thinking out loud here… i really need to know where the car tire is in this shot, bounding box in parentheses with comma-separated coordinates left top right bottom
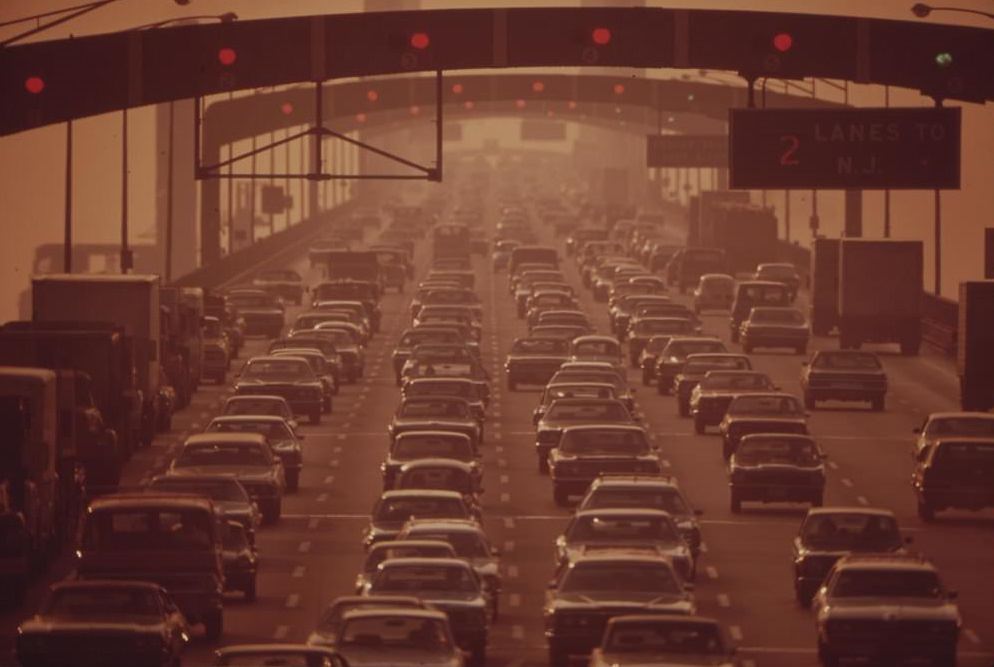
(285, 471, 300, 493)
(693, 415, 705, 435)
(469, 642, 487, 667)
(538, 456, 549, 475)
(244, 577, 257, 603)
(629, 355, 639, 369)
(309, 410, 321, 425)
(795, 584, 813, 608)
(804, 393, 816, 410)
(818, 641, 839, 667)
(678, 399, 690, 417)
(641, 368, 652, 386)
(917, 497, 935, 522)
(657, 380, 670, 396)
(553, 487, 569, 507)
(323, 396, 332, 413)
(871, 395, 885, 412)
(730, 491, 742, 514)
(203, 609, 223, 641)
(722, 440, 733, 460)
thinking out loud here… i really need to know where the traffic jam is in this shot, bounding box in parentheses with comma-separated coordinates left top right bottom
(3, 159, 992, 667)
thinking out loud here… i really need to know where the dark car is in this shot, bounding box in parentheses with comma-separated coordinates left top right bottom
(912, 436, 994, 521)
(654, 337, 728, 395)
(504, 336, 571, 390)
(728, 434, 827, 513)
(801, 350, 888, 411)
(221, 520, 258, 601)
(728, 281, 792, 343)
(233, 355, 325, 425)
(205, 415, 304, 492)
(672, 353, 752, 417)
(147, 473, 260, 545)
(544, 551, 695, 667)
(792, 507, 908, 606)
(739, 306, 810, 354)
(389, 396, 482, 447)
(362, 490, 473, 549)
(719, 392, 809, 460)
(17, 580, 189, 667)
(312, 279, 381, 332)
(689, 370, 777, 434)
(548, 425, 660, 506)
(577, 474, 703, 557)
(403, 377, 488, 420)
(225, 288, 285, 337)
(252, 268, 305, 305)
(535, 398, 636, 474)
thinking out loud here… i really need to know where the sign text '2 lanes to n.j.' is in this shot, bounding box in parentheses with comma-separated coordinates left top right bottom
(729, 107, 961, 190)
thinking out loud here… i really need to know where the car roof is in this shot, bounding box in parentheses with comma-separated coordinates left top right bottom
(183, 432, 268, 445)
(569, 550, 674, 566)
(834, 553, 937, 572)
(805, 506, 896, 518)
(607, 614, 721, 627)
(931, 436, 994, 445)
(403, 518, 486, 533)
(591, 474, 680, 489)
(394, 430, 472, 442)
(926, 411, 994, 421)
(88, 493, 215, 512)
(574, 507, 674, 519)
(572, 335, 620, 344)
(246, 355, 309, 364)
(398, 458, 475, 472)
(209, 415, 289, 424)
(150, 473, 241, 484)
(376, 556, 472, 570)
(341, 608, 448, 623)
(561, 424, 647, 434)
(379, 489, 464, 500)
(738, 433, 815, 444)
(368, 539, 458, 553)
(216, 645, 340, 657)
(49, 579, 163, 593)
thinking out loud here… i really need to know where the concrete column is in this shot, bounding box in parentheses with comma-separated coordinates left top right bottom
(156, 99, 198, 275)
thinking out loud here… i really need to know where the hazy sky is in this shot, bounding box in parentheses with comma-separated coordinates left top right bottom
(0, 0, 991, 320)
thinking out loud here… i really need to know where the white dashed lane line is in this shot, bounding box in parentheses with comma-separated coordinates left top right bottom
(298, 541, 311, 553)
(285, 593, 301, 609)
(705, 566, 719, 580)
(292, 566, 305, 578)
(273, 625, 289, 640)
(717, 593, 731, 608)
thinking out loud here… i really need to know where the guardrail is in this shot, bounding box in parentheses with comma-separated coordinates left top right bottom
(775, 240, 958, 358)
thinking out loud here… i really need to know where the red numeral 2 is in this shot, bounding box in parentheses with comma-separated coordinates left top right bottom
(780, 134, 800, 166)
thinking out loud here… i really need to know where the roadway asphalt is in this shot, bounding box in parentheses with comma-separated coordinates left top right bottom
(1, 203, 992, 667)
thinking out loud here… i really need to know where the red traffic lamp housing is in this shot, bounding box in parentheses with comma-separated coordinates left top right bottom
(24, 76, 45, 94)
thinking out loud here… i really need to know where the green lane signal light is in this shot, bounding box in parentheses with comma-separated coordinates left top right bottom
(934, 52, 953, 68)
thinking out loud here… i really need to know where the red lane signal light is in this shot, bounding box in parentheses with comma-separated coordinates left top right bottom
(592, 27, 611, 46)
(366, 89, 379, 102)
(24, 76, 45, 94)
(218, 47, 237, 66)
(613, 83, 625, 95)
(451, 83, 464, 95)
(280, 102, 294, 115)
(772, 32, 793, 53)
(410, 32, 430, 50)
(532, 80, 545, 93)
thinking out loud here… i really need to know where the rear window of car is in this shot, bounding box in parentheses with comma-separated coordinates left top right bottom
(813, 352, 882, 370)
(512, 338, 569, 354)
(932, 441, 994, 467)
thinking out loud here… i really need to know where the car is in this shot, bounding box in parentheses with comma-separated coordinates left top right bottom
(577, 474, 703, 557)
(689, 370, 777, 434)
(397, 518, 502, 618)
(532, 382, 618, 425)
(728, 281, 792, 342)
(16, 580, 190, 667)
(389, 396, 482, 447)
(222, 394, 299, 433)
(753, 262, 801, 300)
(589, 615, 740, 667)
(535, 309, 592, 331)
(627, 317, 695, 368)
(911, 411, 994, 460)
(392, 327, 467, 383)
(534, 398, 635, 474)
(719, 392, 809, 460)
(225, 288, 285, 337)
(550, 365, 637, 414)
(555, 508, 695, 581)
(693, 273, 736, 313)
(400, 344, 489, 393)
(528, 324, 591, 341)
(813, 554, 960, 667)
(728, 434, 827, 513)
(147, 474, 260, 545)
(252, 268, 305, 304)
(672, 353, 752, 417)
(610, 294, 673, 336)
(792, 507, 909, 607)
(548, 425, 660, 506)
(394, 459, 483, 518)
(403, 377, 488, 419)
(654, 337, 728, 395)
(168, 432, 286, 522)
(233, 355, 325, 424)
(569, 334, 625, 371)
(270, 348, 337, 407)
(739, 306, 810, 354)
(335, 608, 466, 667)
(271, 336, 344, 389)
(381, 431, 480, 490)
(307, 595, 428, 647)
(365, 558, 490, 666)
(221, 520, 258, 601)
(416, 288, 482, 321)
(566, 228, 609, 256)
(75, 493, 225, 639)
(492, 239, 521, 269)
(204, 415, 304, 492)
(912, 436, 994, 521)
(801, 350, 888, 410)
(525, 291, 579, 325)
(544, 551, 696, 667)
(214, 645, 347, 666)
(354, 541, 458, 595)
(312, 279, 381, 332)
(201, 315, 231, 382)
(504, 336, 571, 390)
(362, 490, 474, 549)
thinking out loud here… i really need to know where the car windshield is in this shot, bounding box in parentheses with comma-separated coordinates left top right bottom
(339, 616, 452, 650)
(567, 515, 678, 543)
(174, 442, 271, 467)
(738, 285, 788, 302)
(560, 563, 679, 594)
(831, 569, 942, 598)
(207, 420, 294, 442)
(751, 309, 805, 324)
(683, 358, 749, 374)
(546, 401, 629, 422)
(84, 509, 213, 552)
(560, 429, 649, 455)
(242, 359, 315, 382)
(736, 438, 820, 466)
(573, 341, 620, 356)
(728, 395, 803, 415)
(408, 382, 475, 399)
(393, 436, 471, 461)
(372, 565, 478, 593)
(925, 417, 994, 438)
(605, 620, 725, 655)
(224, 398, 289, 418)
(399, 399, 469, 419)
(800, 513, 901, 549)
(45, 588, 161, 618)
(585, 488, 689, 515)
(512, 338, 569, 354)
(148, 478, 249, 502)
(700, 373, 771, 390)
(407, 531, 490, 558)
(374, 497, 466, 522)
(668, 341, 726, 357)
(812, 352, 882, 370)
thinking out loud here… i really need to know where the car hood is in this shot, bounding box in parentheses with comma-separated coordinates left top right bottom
(821, 597, 960, 622)
(338, 646, 462, 667)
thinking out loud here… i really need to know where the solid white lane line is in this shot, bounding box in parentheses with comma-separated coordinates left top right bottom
(717, 593, 731, 608)
(286, 593, 301, 608)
